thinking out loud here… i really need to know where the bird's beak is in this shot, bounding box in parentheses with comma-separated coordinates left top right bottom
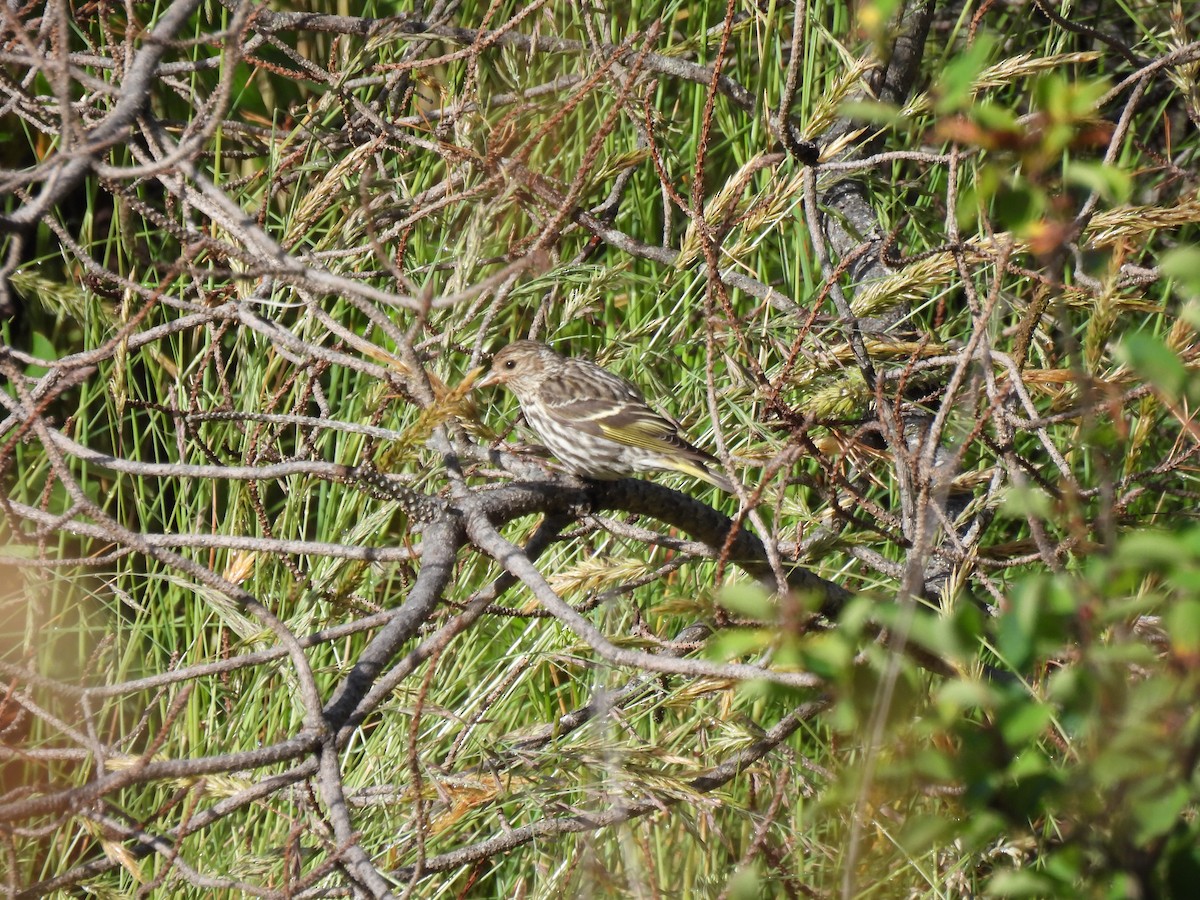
(477, 370, 500, 389)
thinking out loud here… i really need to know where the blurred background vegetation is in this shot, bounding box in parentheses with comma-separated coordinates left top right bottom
(2, 0, 1200, 896)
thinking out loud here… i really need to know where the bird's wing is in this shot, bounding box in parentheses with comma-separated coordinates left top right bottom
(598, 411, 710, 458)
(542, 393, 705, 465)
(538, 361, 712, 460)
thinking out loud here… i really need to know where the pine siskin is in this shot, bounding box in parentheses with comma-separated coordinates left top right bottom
(479, 340, 735, 492)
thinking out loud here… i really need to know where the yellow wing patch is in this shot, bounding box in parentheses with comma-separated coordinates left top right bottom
(599, 417, 678, 453)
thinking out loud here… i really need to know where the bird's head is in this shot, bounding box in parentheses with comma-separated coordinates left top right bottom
(478, 340, 555, 394)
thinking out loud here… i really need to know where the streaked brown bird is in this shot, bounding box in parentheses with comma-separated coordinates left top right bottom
(479, 340, 735, 492)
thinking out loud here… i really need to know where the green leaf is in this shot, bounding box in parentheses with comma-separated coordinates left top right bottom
(799, 632, 853, 680)
(1116, 529, 1190, 569)
(973, 102, 1021, 132)
(998, 700, 1053, 748)
(724, 863, 764, 900)
(898, 814, 956, 854)
(1168, 564, 1200, 593)
(1035, 74, 1109, 122)
(1046, 666, 1095, 734)
(716, 582, 775, 619)
(993, 182, 1043, 232)
(912, 745, 956, 782)
(1118, 332, 1188, 398)
(839, 99, 904, 126)
(904, 611, 968, 662)
(1064, 78, 1113, 119)
(1094, 741, 1156, 787)
(1105, 875, 1142, 900)
(987, 868, 1059, 896)
(856, 0, 903, 42)
(1133, 784, 1190, 844)
(1166, 600, 1200, 659)
(1063, 161, 1132, 202)
(1161, 247, 1200, 299)
(1042, 845, 1086, 884)
(1034, 74, 1070, 118)
(935, 679, 996, 723)
(1182, 299, 1200, 329)
(26, 330, 59, 377)
(998, 484, 1053, 519)
(997, 577, 1044, 671)
(706, 629, 771, 661)
(933, 37, 996, 114)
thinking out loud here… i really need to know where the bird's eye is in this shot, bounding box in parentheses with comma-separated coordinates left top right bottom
(504, 360, 517, 370)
